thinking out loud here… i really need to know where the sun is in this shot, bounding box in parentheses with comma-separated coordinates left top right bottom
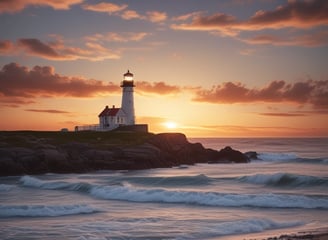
(164, 121, 178, 129)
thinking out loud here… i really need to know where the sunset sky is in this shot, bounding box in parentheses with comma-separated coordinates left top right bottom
(0, 0, 327, 137)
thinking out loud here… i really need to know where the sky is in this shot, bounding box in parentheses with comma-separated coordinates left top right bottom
(0, 0, 327, 137)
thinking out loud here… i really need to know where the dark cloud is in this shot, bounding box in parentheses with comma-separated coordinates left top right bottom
(0, 63, 183, 107)
(174, 0, 328, 31)
(18, 39, 60, 59)
(15, 38, 120, 61)
(172, 0, 328, 46)
(193, 79, 328, 109)
(0, 62, 120, 101)
(136, 81, 181, 95)
(244, 30, 328, 47)
(248, 0, 328, 29)
(0, 0, 83, 13)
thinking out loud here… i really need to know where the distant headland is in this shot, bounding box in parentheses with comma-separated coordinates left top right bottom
(0, 131, 253, 176)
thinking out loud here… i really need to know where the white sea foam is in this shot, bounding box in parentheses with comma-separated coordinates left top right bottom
(239, 172, 328, 187)
(258, 152, 298, 161)
(0, 204, 99, 217)
(0, 184, 14, 191)
(20, 175, 92, 192)
(207, 218, 304, 236)
(20, 175, 72, 189)
(90, 184, 328, 209)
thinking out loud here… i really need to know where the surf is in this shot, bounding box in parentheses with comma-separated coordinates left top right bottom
(238, 172, 328, 187)
(0, 204, 99, 217)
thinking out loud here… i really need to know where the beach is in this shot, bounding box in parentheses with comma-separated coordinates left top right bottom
(1, 137, 327, 239)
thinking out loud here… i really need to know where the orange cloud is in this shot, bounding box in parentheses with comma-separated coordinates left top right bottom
(0, 0, 83, 13)
(193, 79, 328, 109)
(82, 2, 167, 23)
(121, 10, 143, 20)
(25, 109, 71, 114)
(136, 81, 181, 95)
(0, 40, 14, 54)
(0, 62, 120, 103)
(146, 11, 167, 23)
(82, 2, 127, 14)
(258, 112, 306, 117)
(86, 32, 149, 42)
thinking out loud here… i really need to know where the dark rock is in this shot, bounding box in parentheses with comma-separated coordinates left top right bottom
(0, 132, 251, 176)
(218, 146, 250, 163)
(244, 151, 258, 160)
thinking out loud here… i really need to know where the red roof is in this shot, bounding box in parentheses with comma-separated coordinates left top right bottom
(98, 106, 120, 117)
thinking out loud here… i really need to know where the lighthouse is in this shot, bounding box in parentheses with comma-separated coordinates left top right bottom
(121, 70, 135, 125)
(76, 70, 148, 132)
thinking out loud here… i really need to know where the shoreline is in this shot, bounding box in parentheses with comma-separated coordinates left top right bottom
(245, 228, 328, 240)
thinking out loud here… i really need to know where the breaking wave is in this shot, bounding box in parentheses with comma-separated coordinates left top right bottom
(89, 185, 328, 209)
(0, 204, 100, 217)
(239, 172, 328, 187)
(257, 153, 328, 164)
(20, 176, 328, 209)
(113, 174, 212, 187)
(20, 175, 92, 192)
(202, 218, 304, 237)
(258, 153, 299, 161)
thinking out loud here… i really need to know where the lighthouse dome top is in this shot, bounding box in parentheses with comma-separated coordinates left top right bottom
(123, 70, 134, 81)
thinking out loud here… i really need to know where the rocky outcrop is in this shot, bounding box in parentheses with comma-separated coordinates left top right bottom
(0, 132, 250, 176)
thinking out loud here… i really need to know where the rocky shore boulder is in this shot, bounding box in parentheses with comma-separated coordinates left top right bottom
(0, 131, 250, 176)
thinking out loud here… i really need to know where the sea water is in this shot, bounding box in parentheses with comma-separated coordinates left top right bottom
(0, 138, 327, 240)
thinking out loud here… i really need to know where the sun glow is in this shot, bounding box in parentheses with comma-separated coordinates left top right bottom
(164, 121, 178, 129)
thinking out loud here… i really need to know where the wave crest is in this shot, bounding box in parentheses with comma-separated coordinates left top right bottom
(90, 184, 328, 209)
(0, 204, 99, 217)
(239, 172, 328, 187)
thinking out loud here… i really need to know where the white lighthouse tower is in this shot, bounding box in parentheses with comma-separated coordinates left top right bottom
(121, 70, 135, 125)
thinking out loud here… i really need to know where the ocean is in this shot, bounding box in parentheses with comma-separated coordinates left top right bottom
(1, 138, 327, 240)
